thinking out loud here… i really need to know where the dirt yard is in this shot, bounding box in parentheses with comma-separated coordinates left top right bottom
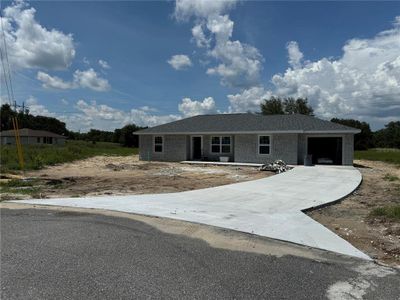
(308, 160, 400, 267)
(2, 155, 270, 199)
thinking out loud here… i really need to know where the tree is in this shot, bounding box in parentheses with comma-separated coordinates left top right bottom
(260, 96, 284, 115)
(374, 121, 400, 149)
(331, 118, 374, 150)
(116, 124, 146, 147)
(260, 97, 314, 116)
(0, 104, 16, 131)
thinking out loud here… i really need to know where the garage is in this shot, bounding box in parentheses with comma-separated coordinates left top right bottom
(307, 137, 343, 165)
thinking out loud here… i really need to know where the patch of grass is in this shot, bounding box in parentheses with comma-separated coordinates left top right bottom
(370, 205, 400, 221)
(0, 140, 138, 171)
(355, 148, 400, 165)
(0, 179, 42, 200)
(383, 174, 399, 182)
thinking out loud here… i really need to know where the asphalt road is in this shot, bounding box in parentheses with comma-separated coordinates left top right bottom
(1, 208, 399, 299)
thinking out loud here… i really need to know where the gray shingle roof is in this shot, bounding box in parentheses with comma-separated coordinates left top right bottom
(0, 128, 67, 138)
(136, 113, 360, 134)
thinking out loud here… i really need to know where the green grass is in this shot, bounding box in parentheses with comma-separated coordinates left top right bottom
(1, 140, 138, 172)
(355, 148, 400, 165)
(0, 179, 41, 200)
(370, 205, 400, 221)
(383, 174, 399, 182)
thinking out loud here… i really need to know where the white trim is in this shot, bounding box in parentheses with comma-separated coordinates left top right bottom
(153, 135, 164, 153)
(305, 135, 345, 165)
(210, 135, 232, 154)
(258, 134, 272, 156)
(137, 129, 360, 135)
(190, 135, 203, 160)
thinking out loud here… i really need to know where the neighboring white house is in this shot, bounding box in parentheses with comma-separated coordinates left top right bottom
(136, 113, 361, 166)
(0, 128, 67, 145)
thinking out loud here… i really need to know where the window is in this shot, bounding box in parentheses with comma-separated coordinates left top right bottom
(154, 136, 163, 153)
(37, 137, 41, 143)
(211, 136, 231, 154)
(258, 135, 271, 155)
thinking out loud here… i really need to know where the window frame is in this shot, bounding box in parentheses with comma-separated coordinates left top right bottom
(153, 135, 164, 153)
(210, 136, 232, 154)
(258, 135, 271, 155)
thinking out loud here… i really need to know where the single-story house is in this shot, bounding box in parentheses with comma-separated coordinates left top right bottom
(136, 113, 360, 165)
(0, 128, 67, 145)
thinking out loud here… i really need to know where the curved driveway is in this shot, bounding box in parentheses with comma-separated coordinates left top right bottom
(15, 165, 368, 259)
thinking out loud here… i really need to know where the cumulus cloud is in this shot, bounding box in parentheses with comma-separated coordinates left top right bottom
(25, 97, 181, 132)
(226, 16, 400, 128)
(174, 0, 236, 21)
(73, 69, 111, 91)
(227, 86, 272, 113)
(37, 68, 111, 91)
(98, 59, 110, 69)
(269, 19, 400, 126)
(167, 54, 192, 70)
(37, 71, 74, 89)
(26, 96, 56, 117)
(178, 96, 216, 117)
(174, 0, 263, 88)
(191, 23, 210, 47)
(0, 1, 75, 70)
(287, 41, 303, 69)
(72, 100, 180, 131)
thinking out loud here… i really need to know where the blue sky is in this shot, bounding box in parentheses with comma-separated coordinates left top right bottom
(1, 0, 399, 131)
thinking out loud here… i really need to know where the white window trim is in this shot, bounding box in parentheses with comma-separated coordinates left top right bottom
(210, 136, 232, 154)
(258, 135, 272, 155)
(153, 135, 164, 153)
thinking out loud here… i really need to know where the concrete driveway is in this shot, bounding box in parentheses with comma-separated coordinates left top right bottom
(14, 165, 368, 259)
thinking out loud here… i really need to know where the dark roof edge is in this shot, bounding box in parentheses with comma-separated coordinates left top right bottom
(136, 129, 361, 135)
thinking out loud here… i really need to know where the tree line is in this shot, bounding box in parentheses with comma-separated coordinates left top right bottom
(260, 97, 400, 150)
(1, 100, 399, 150)
(0, 104, 146, 147)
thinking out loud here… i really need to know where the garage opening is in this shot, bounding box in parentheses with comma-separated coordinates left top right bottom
(307, 137, 343, 165)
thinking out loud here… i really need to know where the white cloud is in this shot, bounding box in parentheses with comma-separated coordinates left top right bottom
(83, 57, 90, 66)
(268, 18, 400, 127)
(0, 1, 75, 70)
(36, 71, 74, 89)
(227, 86, 272, 113)
(73, 69, 111, 91)
(167, 54, 192, 70)
(26, 96, 56, 117)
(37, 68, 111, 92)
(98, 59, 110, 69)
(174, 0, 236, 21)
(72, 100, 180, 131)
(178, 96, 216, 117)
(61, 99, 69, 105)
(287, 41, 303, 69)
(191, 23, 210, 47)
(174, 0, 263, 88)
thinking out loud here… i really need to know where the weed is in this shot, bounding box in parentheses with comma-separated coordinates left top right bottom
(383, 174, 399, 182)
(1, 140, 138, 172)
(370, 205, 400, 221)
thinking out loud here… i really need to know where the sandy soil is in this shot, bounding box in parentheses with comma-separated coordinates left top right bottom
(308, 159, 400, 267)
(15, 155, 270, 198)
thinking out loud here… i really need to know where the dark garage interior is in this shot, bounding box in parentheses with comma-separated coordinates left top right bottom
(307, 137, 343, 165)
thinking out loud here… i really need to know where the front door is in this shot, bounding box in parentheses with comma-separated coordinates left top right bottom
(192, 136, 202, 160)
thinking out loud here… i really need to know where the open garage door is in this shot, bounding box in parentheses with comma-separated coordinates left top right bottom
(307, 137, 343, 165)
